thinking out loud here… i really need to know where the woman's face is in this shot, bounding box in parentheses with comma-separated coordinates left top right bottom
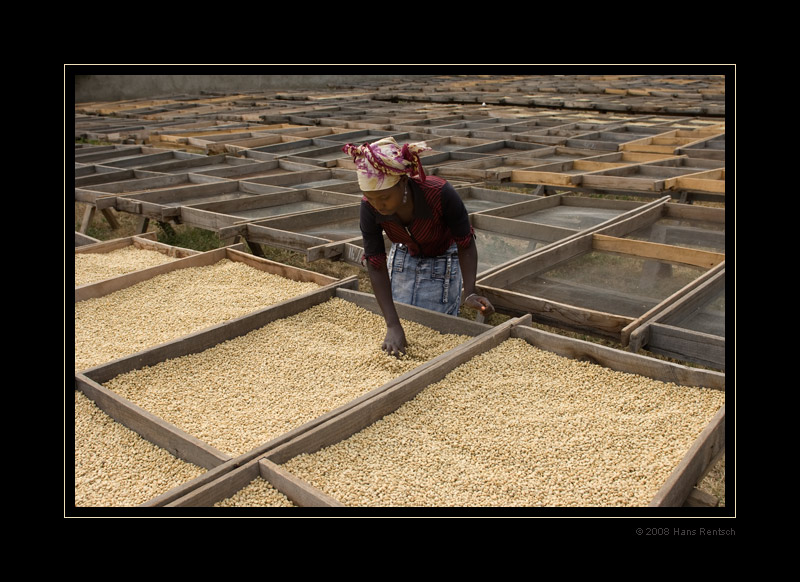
(364, 180, 405, 216)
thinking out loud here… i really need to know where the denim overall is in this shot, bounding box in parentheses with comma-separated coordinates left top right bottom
(387, 241, 462, 316)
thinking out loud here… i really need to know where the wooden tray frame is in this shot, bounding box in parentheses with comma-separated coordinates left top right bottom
(476, 230, 725, 344)
(170, 314, 725, 508)
(74, 286, 494, 507)
(219, 204, 364, 262)
(578, 156, 721, 192)
(100, 180, 292, 223)
(74, 232, 199, 264)
(509, 151, 681, 186)
(178, 189, 362, 232)
(596, 199, 725, 255)
(628, 268, 725, 371)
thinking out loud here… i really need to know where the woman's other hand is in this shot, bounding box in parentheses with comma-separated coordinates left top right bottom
(464, 294, 495, 317)
(382, 324, 407, 358)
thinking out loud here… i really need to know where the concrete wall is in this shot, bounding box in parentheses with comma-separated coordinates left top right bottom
(74, 74, 424, 103)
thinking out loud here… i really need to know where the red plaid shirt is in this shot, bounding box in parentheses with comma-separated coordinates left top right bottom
(360, 176, 474, 269)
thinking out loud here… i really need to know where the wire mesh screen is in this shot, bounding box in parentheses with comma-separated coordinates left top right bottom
(231, 201, 331, 220)
(298, 218, 361, 241)
(625, 217, 725, 253)
(462, 198, 517, 214)
(508, 250, 707, 318)
(512, 206, 624, 230)
(474, 229, 548, 275)
(666, 286, 725, 337)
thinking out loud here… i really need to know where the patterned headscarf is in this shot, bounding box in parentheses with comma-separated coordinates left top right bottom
(342, 137, 431, 191)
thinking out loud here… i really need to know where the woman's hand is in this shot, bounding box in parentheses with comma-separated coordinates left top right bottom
(382, 324, 407, 358)
(464, 293, 495, 317)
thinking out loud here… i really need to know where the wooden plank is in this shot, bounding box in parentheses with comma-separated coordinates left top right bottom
(75, 373, 230, 470)
(645, 324, 726, 371)
(159, 454, 344, 508)
(75, 231, 102, 247)
(649, 407, 725, 507)
(338, 288, 493, 337)
(621, 262, 725, 348)
(110, 180, 242, 213)
(627, 267, 725, 352)
(593, 233, 724, 269)
(483, 286, 634, 340)
(178, 189, 361, 231)
(74, 232, 158, 254)
(510, 323, 725, 389)
(161, 457, 263, 507)
(666, 168, 725, 194)
(684, 487, 720, 507)
(258, 458, 344, 507)
(78, 278, 357, 383)
(239, 223, 331, 252)
(264, 315, 528, 465)
(75, 246, 231, 302)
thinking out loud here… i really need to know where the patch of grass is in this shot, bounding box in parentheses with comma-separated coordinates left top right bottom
(154, 221, 223, 252)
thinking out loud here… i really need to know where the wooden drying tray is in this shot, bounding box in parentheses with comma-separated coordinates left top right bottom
(510, 121, 629, 146)
(219, 204, 363, 263)
(74, 244, 340, 303)
(509, 151, 681, 186)
(628, 267, 726, 371)
(74, 232, 200, 263)
(99, 180, 292, 224)
(561, 125, 675, 152)
(116, 153, 261, 175)
(620, 128, 726, 155)
(168, 313, 724, 508)
(665, 168, 725, 195)
(149, 123, 304, 146)
(177, 188, 361, 232)
(577, 156, 722, 192)
(242, 137, 347, 159)
(74, 286, 493, 507)
(596, 198, 725, 255)
(75, 165, 165, 189)
(455, 185, 541, 213)
(78, 173, 230, 212)
(431, 149, 567, 182)
(276, 146, 359, 168)
(75, 169, 203, 233)
(477, 230, 725, 345)
(200, 132, 309, 155)
(473, 194, 672, 283)
(476, 191, 653, 225)
(241, 166, 358, 190)
(76, 148, 208, 170)
(74, 145, 162, 164)
(454, 138, 553, 158)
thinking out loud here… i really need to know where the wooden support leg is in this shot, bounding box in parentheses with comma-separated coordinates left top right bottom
(100, 208, 120, 230)
(79, 205, 95, 234)
(246, 239, 266, 258)
(136, 216, 150, 234)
